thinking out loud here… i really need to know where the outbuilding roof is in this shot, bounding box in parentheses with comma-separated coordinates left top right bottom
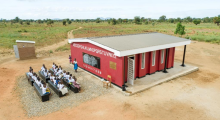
(16, 40, 35, 44)
(68, 33, 191, 57)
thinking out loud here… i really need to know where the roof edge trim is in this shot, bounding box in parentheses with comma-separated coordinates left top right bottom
(16, 40, 35, 43)
(68, 39, 121, 56)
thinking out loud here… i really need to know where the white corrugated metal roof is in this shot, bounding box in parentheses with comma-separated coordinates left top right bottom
(69, 33, 191, 57)
(16, 40, 35, 43)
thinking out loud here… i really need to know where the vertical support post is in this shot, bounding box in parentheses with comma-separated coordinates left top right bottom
(163, 48, 169, 73)
(181, 45, 186, 67)
(122, 56, 126, 91)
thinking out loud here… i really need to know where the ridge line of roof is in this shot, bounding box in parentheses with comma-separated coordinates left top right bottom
(86, 32, 158, 39)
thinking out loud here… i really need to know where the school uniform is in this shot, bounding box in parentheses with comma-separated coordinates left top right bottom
(68, 78, 75, 83)
(44, 71, 48, 77)
(58, 84, 68, 95)
(65, 75, 70, 80)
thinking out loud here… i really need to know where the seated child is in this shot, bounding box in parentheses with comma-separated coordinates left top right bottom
(41, 83, 51, 95)
(73, 76, 81, 92)
(63, 71, 66, 78)
(57, 81, 68, 95)
(44, 69, 48, 77)
(28, 70, 33, 77)
(56, 68, 63, 75)
(65, 72, 70, 80)
(41, 64, 45, 72)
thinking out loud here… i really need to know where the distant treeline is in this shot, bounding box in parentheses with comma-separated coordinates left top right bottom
(1, 15, 220, 26)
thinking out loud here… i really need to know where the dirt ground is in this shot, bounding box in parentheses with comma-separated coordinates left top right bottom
(0, 40, 220, 120)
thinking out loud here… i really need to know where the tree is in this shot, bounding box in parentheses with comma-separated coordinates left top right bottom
(193, 19, 201, 25)
(111, 18, 117, 25)
(159, 15, 166, 22)
(19, 20, 23, 25)
(96, 18, 101, 23)
(213, 16, 220, 26)
(141, 17, 145, 22)
(37, 19, 42, 24)
(26, 21, 30, 25)
(134, 16, 141, 24)
(15, 17, 20, 23)
(186, 16, 193, 22)
(123, 19, 128, 23)
(175, 17, 182, 23)
(68, 20, 72, 24)
(168, 18, 174, 23)
(117, 18, 122, 24)
(144, 21, 148, 25)
(62, 20, 66, 26)
(174, 22, 185, 37)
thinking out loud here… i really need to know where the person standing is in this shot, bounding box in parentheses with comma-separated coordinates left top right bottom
(69, 55, 72, 64)
(73, 58, 78, 73)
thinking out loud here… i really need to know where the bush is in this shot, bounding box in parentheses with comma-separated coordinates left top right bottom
(49, 50, 53, 53)
(18, 30, 22, 32)
(185, 36, 190, 39)
(23, 29, 27, 32)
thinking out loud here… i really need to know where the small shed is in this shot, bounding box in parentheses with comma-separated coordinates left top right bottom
(14, 40, 36, 60)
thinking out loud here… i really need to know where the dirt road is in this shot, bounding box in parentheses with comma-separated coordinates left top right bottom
(0, 40, 220, 120)
(36, 27, 82, 52)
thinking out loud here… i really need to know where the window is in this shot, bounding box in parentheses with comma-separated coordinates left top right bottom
(141, 53, 145, 69)
(152, 51, 156, 66)
(83, 53, 100, 69)
(161, 49, 164, 64)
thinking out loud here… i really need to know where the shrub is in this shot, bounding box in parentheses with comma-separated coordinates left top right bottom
(18, 30, 22, 32)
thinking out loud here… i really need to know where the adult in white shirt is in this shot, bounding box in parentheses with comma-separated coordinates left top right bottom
(58, 82, 68, 95)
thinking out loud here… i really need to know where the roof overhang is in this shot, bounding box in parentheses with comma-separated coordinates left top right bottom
(16, 40, 35, 44)
(68, 39, 191, 57)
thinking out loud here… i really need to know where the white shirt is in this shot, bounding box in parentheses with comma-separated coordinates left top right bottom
(32, 76, 37, 82)
(42, 87, 47, 94)
(28, 72, 33, 77)
(44, 71, 48, 77)
(74, 61, 77, 64)
(50, 76, 55, 81)
(48, 72, 51, 77)
(36, 80, 41, 87)
(66, 75, 70, 80)
(58, 84, 64, 90)
(69, 78, 75, 83)
(57, 69, 63, 75)
(41, 66, 45, 72)
(63, 73, 66, 77)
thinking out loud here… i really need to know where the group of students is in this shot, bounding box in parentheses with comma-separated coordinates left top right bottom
(51, 62, 81, 91)
(28, 67, 51, 96)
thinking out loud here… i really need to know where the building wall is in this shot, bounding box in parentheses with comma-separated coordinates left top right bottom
(70, 42, 124, 87)
(134, 47, 175, 78)
(17, 42, 35, 60)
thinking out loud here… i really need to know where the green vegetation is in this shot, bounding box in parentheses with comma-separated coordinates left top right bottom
(1, 15, 220, 49)
(0, 22, 77, 48)
(55, 44, 70, 51)
(174, 22, 186, 36)
(73, 22, 220, 44)
(193, 19, 201, 25)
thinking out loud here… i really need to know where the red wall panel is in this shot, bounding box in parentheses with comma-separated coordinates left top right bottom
(145, 52, 150, 74)
(70, 42, 124, 87)
(138, 53, 147, 77)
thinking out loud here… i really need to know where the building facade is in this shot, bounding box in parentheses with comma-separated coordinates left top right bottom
(69, 33, 190, 89)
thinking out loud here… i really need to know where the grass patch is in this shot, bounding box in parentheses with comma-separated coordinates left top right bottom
(55, 44, 70, 52)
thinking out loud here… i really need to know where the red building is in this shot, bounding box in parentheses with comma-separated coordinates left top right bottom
(68, 33, 190, 90)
